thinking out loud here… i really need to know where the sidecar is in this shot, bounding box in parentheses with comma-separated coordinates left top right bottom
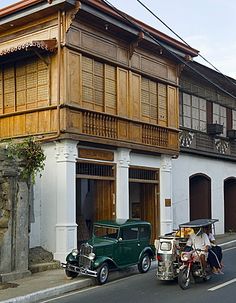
(155, 233, 187, 280)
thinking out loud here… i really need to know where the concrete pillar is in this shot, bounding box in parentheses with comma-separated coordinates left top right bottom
(160, 155, 173, 235)
(54, 140, 78, 262)
(116, 148, 131, 219)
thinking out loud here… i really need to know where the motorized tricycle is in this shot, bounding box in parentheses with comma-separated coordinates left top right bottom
(155, 218, 219, 287)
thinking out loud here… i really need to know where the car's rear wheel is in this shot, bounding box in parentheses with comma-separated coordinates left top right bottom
(138, 253, 151, 273)
(97, 262, 109, 285)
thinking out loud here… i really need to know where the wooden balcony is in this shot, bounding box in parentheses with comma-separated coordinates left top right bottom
(65, 107, 179, 153)
(0, 105, 179, 154)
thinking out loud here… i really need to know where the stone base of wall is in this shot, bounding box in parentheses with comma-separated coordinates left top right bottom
(0, 270, 31, 283)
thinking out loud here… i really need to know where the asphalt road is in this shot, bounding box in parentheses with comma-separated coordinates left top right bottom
(41, 246, 236, 303)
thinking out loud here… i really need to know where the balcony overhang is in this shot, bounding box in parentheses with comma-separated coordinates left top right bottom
(0, 39, 57, 64)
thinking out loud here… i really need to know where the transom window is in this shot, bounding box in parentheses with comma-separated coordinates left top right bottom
(180, 93, 206, 132)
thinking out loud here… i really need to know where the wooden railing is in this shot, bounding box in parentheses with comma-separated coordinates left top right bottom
(83, 112, 118, 138)
(142, 124, 168, 147)
(80, 110, 178, 151)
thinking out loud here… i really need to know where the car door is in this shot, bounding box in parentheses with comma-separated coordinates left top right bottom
(138, 224, 151, 251)
(116, 226, 140, 266)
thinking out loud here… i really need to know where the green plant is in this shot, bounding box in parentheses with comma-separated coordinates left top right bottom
(7, 137, 46, 184)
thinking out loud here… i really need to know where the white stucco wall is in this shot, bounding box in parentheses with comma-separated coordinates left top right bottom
(30, 142, 58, 251)
(172, 153, 235, 234)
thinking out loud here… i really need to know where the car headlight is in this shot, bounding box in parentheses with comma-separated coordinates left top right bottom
(72, 249, 79, 256)
(88, 252, 96, 260)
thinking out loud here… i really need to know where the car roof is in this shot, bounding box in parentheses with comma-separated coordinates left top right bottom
(179, 218, 219, 228)
(94, 219, 151, 228)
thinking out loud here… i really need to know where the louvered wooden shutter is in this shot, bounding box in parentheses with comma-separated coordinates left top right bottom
(158, 83, 167, 126)
(105, 64, 116, 114)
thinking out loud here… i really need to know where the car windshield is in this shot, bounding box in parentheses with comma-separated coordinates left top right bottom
(93, 225, 119, 239)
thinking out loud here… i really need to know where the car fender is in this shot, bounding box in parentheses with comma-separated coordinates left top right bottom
(138, 247, 155, 261)
(66, 252, 78, 263)
(93, 256, 117, 269)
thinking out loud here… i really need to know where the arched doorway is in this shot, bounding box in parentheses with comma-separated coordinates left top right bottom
(224, 178, 236, 232)
(189, 174, 211, 220)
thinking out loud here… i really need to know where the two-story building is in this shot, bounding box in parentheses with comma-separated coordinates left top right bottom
(0, 0, 198, 262)
(173, 60, 236, 234)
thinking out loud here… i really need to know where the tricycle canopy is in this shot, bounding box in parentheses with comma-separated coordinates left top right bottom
(179, 219, 219, 229)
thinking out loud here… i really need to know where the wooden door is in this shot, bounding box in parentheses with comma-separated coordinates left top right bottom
(224, 178, 236, 232)
(94, 180, 115, 221)
(141, 183, 158, 243)
(190, 174, 211, 220)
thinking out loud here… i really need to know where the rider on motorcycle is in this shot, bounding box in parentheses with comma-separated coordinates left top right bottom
(185, 227, 211, 275)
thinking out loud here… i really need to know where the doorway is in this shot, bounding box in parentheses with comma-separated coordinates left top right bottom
(129, 167, 159, 243)
(224, 178, 236, 232)
(189, 174, 211, 220)
(76, 162, 115, 245)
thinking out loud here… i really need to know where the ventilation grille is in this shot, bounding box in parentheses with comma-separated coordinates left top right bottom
(129, 168, 158, 181)
(77, 162, 114, 177)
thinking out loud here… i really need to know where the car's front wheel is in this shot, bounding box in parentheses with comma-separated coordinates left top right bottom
(138, 253, 151, 273)
(97, 262, 109, 285)
(65, 264, 78, 279)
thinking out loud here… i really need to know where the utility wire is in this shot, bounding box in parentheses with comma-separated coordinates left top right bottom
(101, 0, 236, 99)
(137, 0, 236, 87)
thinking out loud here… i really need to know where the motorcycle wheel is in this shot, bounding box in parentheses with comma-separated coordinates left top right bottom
(138, 253, 151, 273)
(178, 267, 191, 290)
(97, 262, 109, 285)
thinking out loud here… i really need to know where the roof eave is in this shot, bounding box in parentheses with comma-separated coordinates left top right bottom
(0, 0, 75, 27)
(79, 0, 199, 58)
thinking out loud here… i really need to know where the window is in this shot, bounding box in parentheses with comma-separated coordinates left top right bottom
(93, 226, 119, 239)
(180, 93, 206, 132)
(160, 241, 172, 251)
(141, 77, 158, 123)
(82, 57, 104, 106)
(213, 103, 226, 136)
(232, 110, 236, 129)
(121, 227, 138, 240)
(0, 57, 49, 114)
(139, 226, 150, 239)
(82, 56, 117, 113)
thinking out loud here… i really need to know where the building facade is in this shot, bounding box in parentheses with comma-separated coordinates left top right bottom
(0, 0, 198, 262)
(173, 61, 236, 234)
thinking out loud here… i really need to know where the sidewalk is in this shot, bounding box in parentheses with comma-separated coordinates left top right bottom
(1, 233, 236, 303)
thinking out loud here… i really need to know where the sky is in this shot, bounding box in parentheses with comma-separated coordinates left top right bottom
(1, 0, 236, 79)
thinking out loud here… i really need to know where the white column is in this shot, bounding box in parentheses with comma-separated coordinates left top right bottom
(160, 155, 173, 235)
(54, 140, 78, 262)
(116, 148, 131, 219)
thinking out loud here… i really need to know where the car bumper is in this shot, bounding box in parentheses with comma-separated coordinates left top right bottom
(61, 262, 98, 278)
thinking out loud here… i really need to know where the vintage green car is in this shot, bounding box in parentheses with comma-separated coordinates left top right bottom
(61, 219, 155, 284)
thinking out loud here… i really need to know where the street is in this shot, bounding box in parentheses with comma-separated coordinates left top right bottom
(40, 246, 236, 303)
